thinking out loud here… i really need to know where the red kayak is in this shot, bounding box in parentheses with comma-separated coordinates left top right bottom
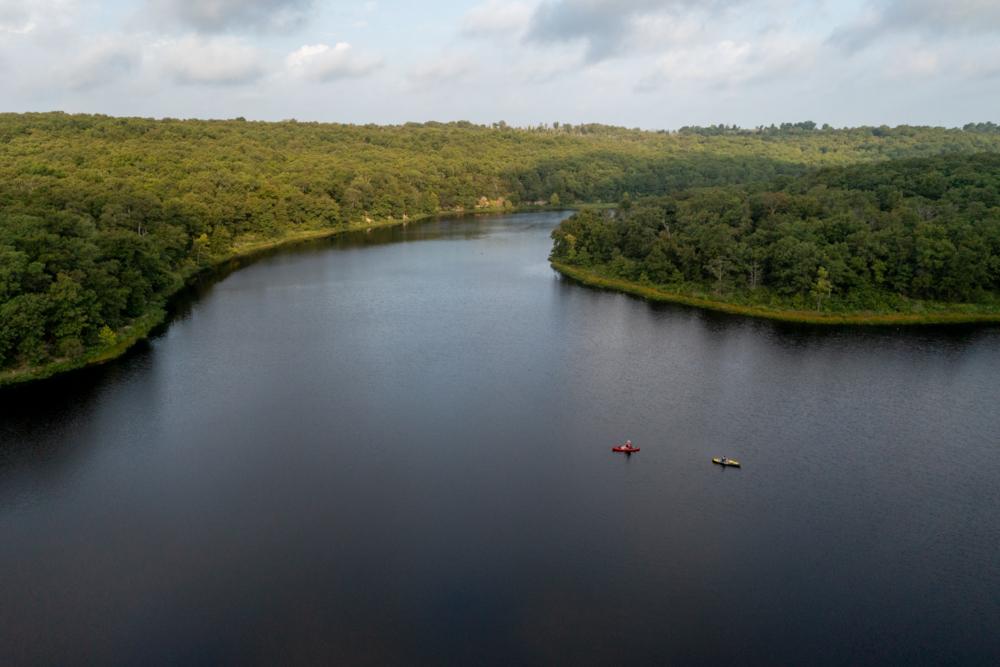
(612, 445, 640, 453)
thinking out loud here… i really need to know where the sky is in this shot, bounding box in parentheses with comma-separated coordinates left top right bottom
(1, 0, 999, 129)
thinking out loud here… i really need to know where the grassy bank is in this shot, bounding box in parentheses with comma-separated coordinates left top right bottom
(551, 261, 1000, 326)
(0, 205, 572, 388)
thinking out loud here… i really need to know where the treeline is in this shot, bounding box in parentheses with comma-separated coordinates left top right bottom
(551, 153, 1000, 312)
(679, 121, 828, 135)
(678, 121, 1000, 137)
(3, 112, 1000, 372)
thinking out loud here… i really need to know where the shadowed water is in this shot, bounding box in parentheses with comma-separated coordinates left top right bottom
(1, 212, 999, 665)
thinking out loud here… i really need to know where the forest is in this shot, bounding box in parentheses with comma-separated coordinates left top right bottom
(550, 153, 1000, 317)
(4, 112, 1000, 379)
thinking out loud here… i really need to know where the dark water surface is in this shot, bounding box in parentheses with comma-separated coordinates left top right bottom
(2, 212, 999, 665)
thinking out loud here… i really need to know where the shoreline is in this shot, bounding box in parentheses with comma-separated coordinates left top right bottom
(551, 261, 1000, 326)
(0, 205, 576, 389)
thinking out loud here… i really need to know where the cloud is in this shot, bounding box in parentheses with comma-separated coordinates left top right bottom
(408, 54, 477, 88)
(886, 49, 940, 79)
(0, 0, 76, 35)
(461, 1, 534, 37)
(525, 0, 741, 62)
(629, 9, 705, 51)
(285, 43, 382, 82)
(147, 0, 314, 33)
(0, 0, 32, 34)
(882, 41, 1000, 82)
(158, 36, 266, 85)
(66, 38, 140, 90)
(638, 33, 816, 90)
(831, 0, 1000, 51)
(515, 43, 584, 83)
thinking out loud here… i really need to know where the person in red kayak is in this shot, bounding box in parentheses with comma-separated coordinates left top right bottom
(625, 440, 633, 450)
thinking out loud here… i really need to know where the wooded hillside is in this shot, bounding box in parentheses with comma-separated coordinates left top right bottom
(3, 112, 1000, 375)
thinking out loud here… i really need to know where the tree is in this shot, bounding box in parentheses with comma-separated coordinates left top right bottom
(0, 294, 48, 364)
(193, 233, 210, 263)
(549, 192, 561, 207)
(98, 325, 117, 347)
(810, 266, 833, 310)
(642, 240, 681, 284)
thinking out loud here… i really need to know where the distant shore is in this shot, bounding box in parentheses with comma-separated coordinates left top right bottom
(550, 261, 1000, 326)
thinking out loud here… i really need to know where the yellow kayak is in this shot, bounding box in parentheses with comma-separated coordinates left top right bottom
(712, 457, 741, 468)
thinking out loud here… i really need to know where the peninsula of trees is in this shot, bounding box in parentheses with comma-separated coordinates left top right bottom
(550, 153, 1000, 323)
(3, 112, 1000, 383)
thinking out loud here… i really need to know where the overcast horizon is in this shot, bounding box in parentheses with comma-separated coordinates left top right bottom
(2, 0, 999, 130)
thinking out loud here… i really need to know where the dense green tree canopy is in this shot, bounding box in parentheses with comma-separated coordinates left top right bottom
(551, 153, 1000, 313)
(3, 112, 1000, 374)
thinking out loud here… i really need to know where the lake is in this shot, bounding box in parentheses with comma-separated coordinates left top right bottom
(1, 211, 998, 665)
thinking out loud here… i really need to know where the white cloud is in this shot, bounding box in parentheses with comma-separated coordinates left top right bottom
(0, 1, 32, 34)
(832, 0, 1000, 51)
(285, 43, 382, 82)
(147, 0, 314, 33)
(515, 43, 585, 83)
(630, 10, 705, 51)
(158, 36, 266, 85)
(887, 49, 940, 79)
(884, 0, 1000, 34)
(884, 41, 1000, 82)
(0, 0, 999, 128)
(461, 1, 534, 36)
(408, 54, 477, 88)
(0, 0, 76, 35)
(525, 0, 746, 62)
(639, 33, 816, 90)
(65, 37, 140, 90)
